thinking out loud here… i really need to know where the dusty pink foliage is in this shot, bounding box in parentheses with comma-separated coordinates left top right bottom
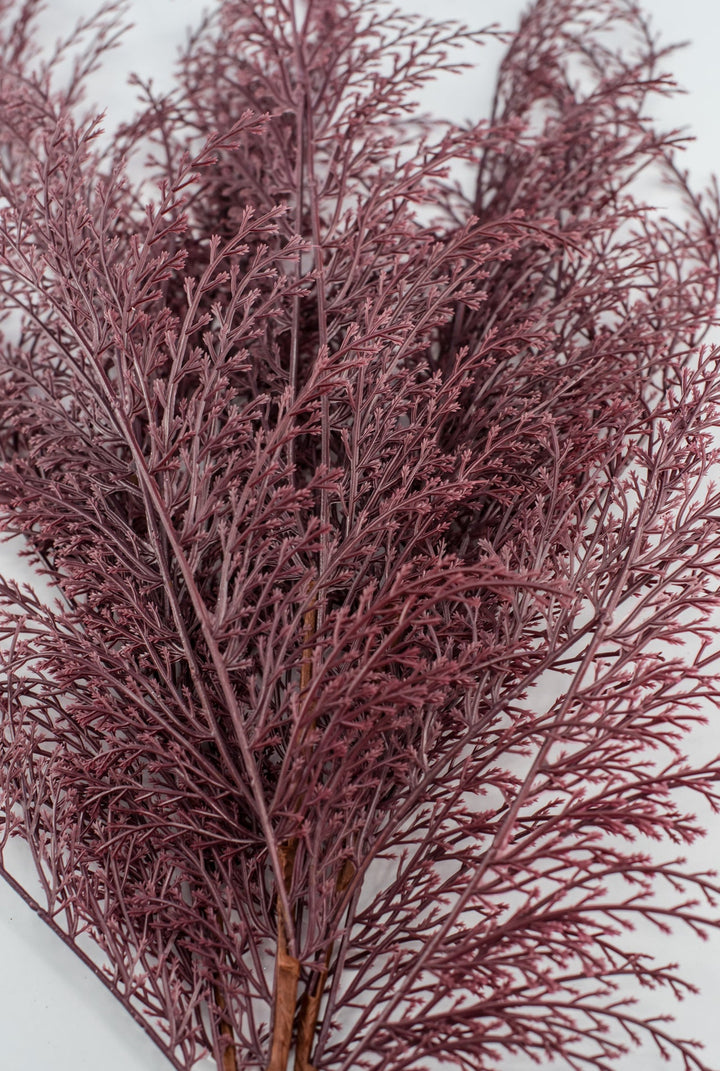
(2, 0, 720, 1069)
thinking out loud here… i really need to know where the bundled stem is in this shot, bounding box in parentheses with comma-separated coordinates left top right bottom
(1, 2, 720, 1070)
(266, 603, 315, 1071)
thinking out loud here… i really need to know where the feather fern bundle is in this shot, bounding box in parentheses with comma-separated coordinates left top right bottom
(2, 1, 720, 1069)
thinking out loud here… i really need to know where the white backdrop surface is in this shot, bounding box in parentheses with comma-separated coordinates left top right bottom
(2, 1, 720, 1069)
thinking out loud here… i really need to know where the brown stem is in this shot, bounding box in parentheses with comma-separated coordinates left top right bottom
(266, 842, 301, 1071)
(294, 859, 356, 1071)
(266, 602, 316, 1071)
(212, 909, 238, 1071)
(214, 980, 239, 1071)
(268, 606, 357, 1070)
(294, 962, 327, 1071)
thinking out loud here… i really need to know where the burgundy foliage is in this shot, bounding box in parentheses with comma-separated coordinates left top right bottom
(3, 1, 720, 1069)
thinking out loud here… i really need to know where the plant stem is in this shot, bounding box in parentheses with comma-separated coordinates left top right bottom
(212, 907, 238, 1071)
(214, 979, 238, 1071)
(295, 859, 356, 1071)
(266, 841, 302, 1071)
(266, 601, 317, 1070)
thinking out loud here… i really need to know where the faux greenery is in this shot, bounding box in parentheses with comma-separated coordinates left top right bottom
(2, 1, 720, 1069)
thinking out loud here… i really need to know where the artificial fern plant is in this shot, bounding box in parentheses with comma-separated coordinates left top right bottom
(2, 1, 720, 1069)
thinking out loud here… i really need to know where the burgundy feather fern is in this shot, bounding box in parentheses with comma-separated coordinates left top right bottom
(2, 1, 720, 1069)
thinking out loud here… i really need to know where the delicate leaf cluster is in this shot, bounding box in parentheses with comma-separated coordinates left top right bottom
(2, 1, 720, 1069)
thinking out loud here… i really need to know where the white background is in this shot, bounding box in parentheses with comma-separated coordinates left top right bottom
(2, 1, 720, 1069)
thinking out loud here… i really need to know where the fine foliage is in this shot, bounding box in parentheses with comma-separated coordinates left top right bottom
(2, 1, 720, 1069)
